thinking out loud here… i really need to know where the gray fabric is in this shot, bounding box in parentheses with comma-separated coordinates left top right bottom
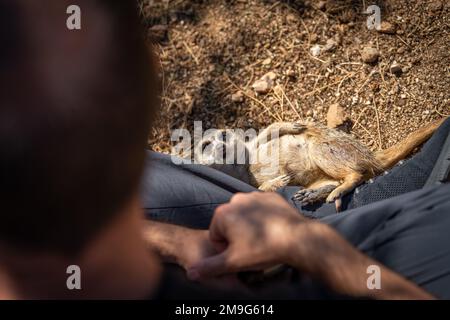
(321, 184, 450, 298)
(141, 152, 256, 229)
(140, 118, 450, 298)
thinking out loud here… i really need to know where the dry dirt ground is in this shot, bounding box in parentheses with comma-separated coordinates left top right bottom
(140, 0, 449, 154)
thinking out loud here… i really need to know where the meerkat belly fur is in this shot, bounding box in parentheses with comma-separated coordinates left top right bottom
(196, 118, 446, 210)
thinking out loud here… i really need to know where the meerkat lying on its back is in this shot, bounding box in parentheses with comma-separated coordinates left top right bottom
(196, 118, 446, 210)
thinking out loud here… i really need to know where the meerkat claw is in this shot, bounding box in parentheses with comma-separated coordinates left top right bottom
(294, 184, 338, 205)
(335, 198, 342, 212)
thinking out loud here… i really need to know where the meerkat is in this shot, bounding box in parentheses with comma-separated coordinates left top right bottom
(195, 118, 446, 210)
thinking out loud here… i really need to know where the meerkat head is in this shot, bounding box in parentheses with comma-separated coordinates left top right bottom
(194, 129, 249, 166)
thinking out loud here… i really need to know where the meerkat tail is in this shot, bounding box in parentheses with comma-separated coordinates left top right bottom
(375, 117, 448, 170)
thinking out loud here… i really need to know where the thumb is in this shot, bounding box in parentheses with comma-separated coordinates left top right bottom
(187, 251, 230, 280)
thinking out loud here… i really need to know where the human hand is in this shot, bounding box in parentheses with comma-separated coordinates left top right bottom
(187, 192, 306, 280)
(143, 222, 216, 270)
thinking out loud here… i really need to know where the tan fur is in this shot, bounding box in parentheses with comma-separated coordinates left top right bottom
(196, 118, 446, 207)
(374, 117, 446, 170)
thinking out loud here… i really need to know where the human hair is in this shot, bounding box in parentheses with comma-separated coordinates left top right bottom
(0, 0, 158, 254)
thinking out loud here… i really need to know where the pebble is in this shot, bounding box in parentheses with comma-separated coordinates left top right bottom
(310, 44, 322, 57)
(377, 21, 396, 34)
(390, 62, 402, 76)
(314, 1, 327, 10)
(252, 71, 277, 94)
(231, 91, 244, 103)
(262, 57, 272, 65)
(327, 103, 351, 132)
(361, 46, 380, 63)
(429, 1, 443, 11)
(323, 38, 337, 52)
(285, 69, 296, 77)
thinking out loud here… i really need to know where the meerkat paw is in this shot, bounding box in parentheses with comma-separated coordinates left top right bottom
(325, 189, 346, 203)
(325, 173, 363, 207)
(326, 189, 347, 212)
(293, 185, 336, 205)
(258, 174, 291, 192)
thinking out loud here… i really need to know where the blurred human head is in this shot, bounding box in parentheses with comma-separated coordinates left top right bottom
(0, 0, 159, 255)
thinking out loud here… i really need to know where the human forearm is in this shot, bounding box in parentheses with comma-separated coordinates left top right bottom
(142, 220, 214, 268)
(285, 222, 434, 300)
(143, 221, 189, 264)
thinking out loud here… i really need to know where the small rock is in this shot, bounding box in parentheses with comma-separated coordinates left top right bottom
(231, 91, 244, 103)
(429, 1, 443, 11)
(314, 1, 327, 10)
(252, 72, 277, 94)
(264, 71, 277, 81)
(361, 46, 380, 63)
(252, 80, 271, 94)
(397, 47, 406, 54)
(376, 21, 396, 34)
(262, 57, 272, 65)
(285, 69, 296, 77)
(402, 65, 412, 73)
(310, 44, 322, 57)
(286, 13, 297, 23)
(327, 103, 352, 133)
(323, 38, 337, 52)
(390, 62, 402, 76)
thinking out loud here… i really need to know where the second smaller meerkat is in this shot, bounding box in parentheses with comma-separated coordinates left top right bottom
(195, 118, 446, 210)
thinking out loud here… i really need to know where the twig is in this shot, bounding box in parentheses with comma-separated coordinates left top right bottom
(434, 106, 450, 117)
(356, 69, 378, 94)
(396, 35, 411, 48)
(352, 106, 369, 129)
(274, 85, 303, 121)
(336, 72, 356, 97)
(372, 97, 383, 150)
(354, 121, 379, 148)
(300, 18, 311, 47)
(302, 79, 343, 97)
(182, 41, 199, 65)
